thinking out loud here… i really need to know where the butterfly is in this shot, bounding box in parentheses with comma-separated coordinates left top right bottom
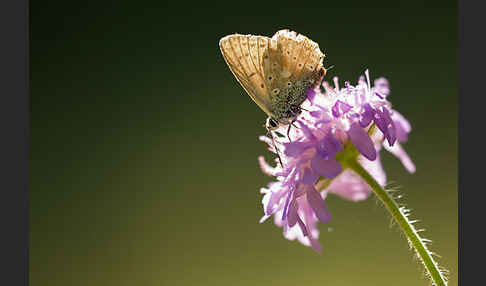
(219, 29, 326, 135)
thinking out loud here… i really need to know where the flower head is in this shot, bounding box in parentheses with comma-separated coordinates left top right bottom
(258, 70, 415, 253)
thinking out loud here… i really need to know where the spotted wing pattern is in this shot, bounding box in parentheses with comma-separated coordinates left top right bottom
(219, 29, 326, 119)
(219, 34, 271, 116)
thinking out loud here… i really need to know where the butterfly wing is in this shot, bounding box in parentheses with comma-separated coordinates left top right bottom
(219, 30, 326, 118)
(265, 29, 326, 92)
(219, 34, 274, 117)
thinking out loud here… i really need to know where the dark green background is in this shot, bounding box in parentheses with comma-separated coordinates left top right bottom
(31, 1, 457, 285)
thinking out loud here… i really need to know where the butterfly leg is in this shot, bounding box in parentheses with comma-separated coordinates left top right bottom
(286, 118, 299, 142)
(300, 107, 311, 112)
(286, 124, 292, 142)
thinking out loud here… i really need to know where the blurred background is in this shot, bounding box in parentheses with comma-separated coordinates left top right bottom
(30, 0, 457, 285)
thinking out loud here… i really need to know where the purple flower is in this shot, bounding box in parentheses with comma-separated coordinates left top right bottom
(258, 70, 415, 252)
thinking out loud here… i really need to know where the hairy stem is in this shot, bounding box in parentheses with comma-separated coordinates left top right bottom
(347, 159, 447, 286)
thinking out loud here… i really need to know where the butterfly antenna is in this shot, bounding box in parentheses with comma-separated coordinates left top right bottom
(325, 65, 335, 71)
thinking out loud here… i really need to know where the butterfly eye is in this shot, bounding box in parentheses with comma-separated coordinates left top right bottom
(270, 119, 278, 128)
(266, 118, 279, 130)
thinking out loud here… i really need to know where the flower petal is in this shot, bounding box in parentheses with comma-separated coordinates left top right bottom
(373, 111, 388, 134)
(394, 120, 408, 142)
(316, 141, 329, 159)
(374, 77, 390, 97)
(385, 123, 396, 146)
(302, 167, 319, 185)
(309, 237, 322, 254)
(327, 132, 343, 155)
(391, 110, 412, 133)
(373, 108, 389, 134)
(359, 153, 387, 187)
(360, 103, 375, 127)
(259, 214, 271, 223)
(306, 187, 331, 223)
(294, 183, 307, 197)
(316, 132, 342, 159)
(340, 101, 352, 113)
(381, 107, 393, 125)
(383, 141, 416, 173)
(297, 120, 317, 141)
(258, 135, 277, 153)
(296, 216, 308, 237)
(281, 189, 293, 221)
(326, 170, 372, 202)
(284, 141, 312, 157)
(347, 123, 377, 161)
(287, 199, 298, 227)
(311, 156, 342, 179)
(306, 88, 317, 103)
(391, 110, 411, 143)
(258, 156, 277, 176)
(266, 190, 284, 215)
(331, 100, 353, 118)
(310, 110, 322, 118)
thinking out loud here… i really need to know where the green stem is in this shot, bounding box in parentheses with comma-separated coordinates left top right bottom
(347, 159, 447, 286)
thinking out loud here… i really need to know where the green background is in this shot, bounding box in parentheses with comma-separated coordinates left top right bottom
(31, 0, 457, 285)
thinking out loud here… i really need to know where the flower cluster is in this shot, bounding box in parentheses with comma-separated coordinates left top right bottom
(258, 70, 415, 253)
